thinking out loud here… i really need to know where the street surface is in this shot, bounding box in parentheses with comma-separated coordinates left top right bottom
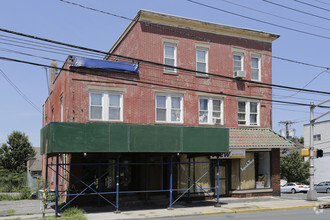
(148, 208, 330, 220)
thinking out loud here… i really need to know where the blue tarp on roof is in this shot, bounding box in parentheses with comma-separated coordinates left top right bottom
(70, 56, 139, 74)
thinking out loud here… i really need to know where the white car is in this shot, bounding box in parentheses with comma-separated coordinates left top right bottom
(280, 182, 309, 194)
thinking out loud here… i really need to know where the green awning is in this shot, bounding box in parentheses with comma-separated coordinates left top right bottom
(40, 122, 229, 154)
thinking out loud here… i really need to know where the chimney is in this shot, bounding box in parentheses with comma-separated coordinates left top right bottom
(49, 60, 58, 93)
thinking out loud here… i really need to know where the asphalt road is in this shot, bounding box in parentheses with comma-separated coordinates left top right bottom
(281, 192, 330, 201)
(149, 208, 330, 220)
(0, 199, 53, 217)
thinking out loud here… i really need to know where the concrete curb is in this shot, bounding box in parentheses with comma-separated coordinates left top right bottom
(203, 205, 315, 215)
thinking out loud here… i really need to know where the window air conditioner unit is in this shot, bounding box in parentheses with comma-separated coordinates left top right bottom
(234, 70, 246, 78)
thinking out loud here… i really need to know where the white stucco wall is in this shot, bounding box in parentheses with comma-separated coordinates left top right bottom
(314, 153, 330, 184)
(304, 120, 330, 154)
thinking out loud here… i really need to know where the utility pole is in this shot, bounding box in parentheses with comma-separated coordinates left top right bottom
(279, 121, 295, 139)
(307, 99, 330, 201)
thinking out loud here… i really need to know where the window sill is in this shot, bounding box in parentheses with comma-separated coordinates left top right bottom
(198, 124, 225, 127)
(196, 73, 209, 78)
(88, 120, 124, 123)
(238, 125, 261, 128)
(163, 71, 178, 76)
(155, 122, 184, 125)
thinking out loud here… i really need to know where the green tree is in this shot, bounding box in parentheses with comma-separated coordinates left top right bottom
(298, 137, 304, 144)
(280, 151, 309, 182)
(0, 131, 36, 172)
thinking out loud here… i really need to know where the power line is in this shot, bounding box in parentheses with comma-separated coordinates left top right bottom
(0, 68, 42, 114)
(262, 0, 330, 21)
(1, 28, 329, 96)
(220, 0, 330, 32)
(1, 56, 330, 109)
(313, 0, 330, 7)
(187, 0, 330, 40)
(294, 0, 330, 12)
(57, 0, 330, 70)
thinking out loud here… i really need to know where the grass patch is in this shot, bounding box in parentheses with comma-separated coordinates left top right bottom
(7, 209, 15, 216)
(46, 207, 87, 220)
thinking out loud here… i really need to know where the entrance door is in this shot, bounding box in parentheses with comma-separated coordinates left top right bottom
(213, 161, 229, 196)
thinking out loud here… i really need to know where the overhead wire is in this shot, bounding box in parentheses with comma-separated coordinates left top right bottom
(57, 0, 330, 70)
(2, 56, 330, 109)
(294, 0, 330, 12)
(220, 0, 330, 32)
(1, 28, 329, 96)
(262, 0, 330, 21)
(313, 0, 330, 7)
(0, 68, 42, 114)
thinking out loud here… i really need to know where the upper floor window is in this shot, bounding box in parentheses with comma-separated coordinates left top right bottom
(199, 97, 223, 125)
(313, 134, 321, 141)
(89, 91, 123, 121)
(164, 42, 177, 73)
(233, 53, 244, 73)
(196, 47, 208, 77)
(238, 100, 259, 126)
(156, 94, 183, 123)
(251, 55, 261, 81)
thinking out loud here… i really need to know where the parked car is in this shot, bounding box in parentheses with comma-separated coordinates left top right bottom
(315, 181, 330, 193)
(280, 182, 309, 194)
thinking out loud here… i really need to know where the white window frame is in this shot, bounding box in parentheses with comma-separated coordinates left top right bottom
(238, 100, 260, 126)
(89, 90, 123, 122)
(198, 97, 223, 125)
(155, 93, 183, 123)
(251, 54, 261, 81)
(233, 52, 244, 74)
(163, 42, 177, 73)
(196, 46, 209, 77)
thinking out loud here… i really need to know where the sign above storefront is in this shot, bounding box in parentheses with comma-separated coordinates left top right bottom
(211, 149, 246, 159)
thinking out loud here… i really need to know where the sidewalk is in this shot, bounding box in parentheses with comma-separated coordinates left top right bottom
(0, 196, 327, 220)
(85, 196, 322, 220)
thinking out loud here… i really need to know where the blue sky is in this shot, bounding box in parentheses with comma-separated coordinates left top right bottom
(0, 0, 329, 147)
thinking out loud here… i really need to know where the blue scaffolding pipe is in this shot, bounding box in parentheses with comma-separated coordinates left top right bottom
(169, 155, 173, 209)
(48, 154, 222, 215)
(55, 154, 59, 217)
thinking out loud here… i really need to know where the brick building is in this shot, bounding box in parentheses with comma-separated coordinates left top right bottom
(41, 10, 293, 213)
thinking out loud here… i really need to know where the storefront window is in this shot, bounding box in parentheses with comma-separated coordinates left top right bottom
(256, 152, 271, 188)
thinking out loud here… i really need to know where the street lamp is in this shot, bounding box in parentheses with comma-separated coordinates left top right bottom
(307, 99, 330, 201)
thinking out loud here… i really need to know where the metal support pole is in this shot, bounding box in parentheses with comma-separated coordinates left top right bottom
(307, 102, 317, 201)
(42, 155, 49, 218)
(55, 154, 59, 217)
(97, 159, 101, 207)
(145, 165, 149, 203)
(214, 156, 221, 207)
(115, 155, 121, 213)
(168, 155, 174, 210)
(187, 157, 191, 203)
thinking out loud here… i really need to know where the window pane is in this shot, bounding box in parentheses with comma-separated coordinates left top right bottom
(109, 94, 120, 107)
(199, 111, 208, 123)
(197, 50, 206, 62)
(156, 96, 166, 108)
(109, 107, 120, 120)
(171, 97, 181, 109)
(251, 57, 258, 68)
(250, 102, 258, 113)
(238, 113, 245, 121)
(213, 100, 221, 111)
(250, 114, 257, 125)
(91, 93, 102, 105)
(91, 106, 102, 119)
(165, 58, 175, 66)
(199, 99, 208, 110)
(251, 69, 259, 80)
(197, 63, 206, 72)
(213, 118, 221, 124)
(171, 109, 181, 121)
(238, 102, 245, 112)
(165, 45, 175, 59)
(213, 112, 220, 118)
(156, 109, 166, 121)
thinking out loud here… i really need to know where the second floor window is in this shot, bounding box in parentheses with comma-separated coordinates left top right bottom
(164, 43, 177, 73)
(199, 97, 223, 125)
(233, 53, 244, 73)
(196, 47, 208, 76)
(251, 56, 261, 81)
(89, 91, 123, 121)
(238, 100, 259, 126)
(156, 94, 183, 123)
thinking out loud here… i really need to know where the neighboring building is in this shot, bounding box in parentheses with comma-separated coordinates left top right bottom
(304, 120, 330, 183)
(41, 10, 293, 212)
(27, 147, 42, 191)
